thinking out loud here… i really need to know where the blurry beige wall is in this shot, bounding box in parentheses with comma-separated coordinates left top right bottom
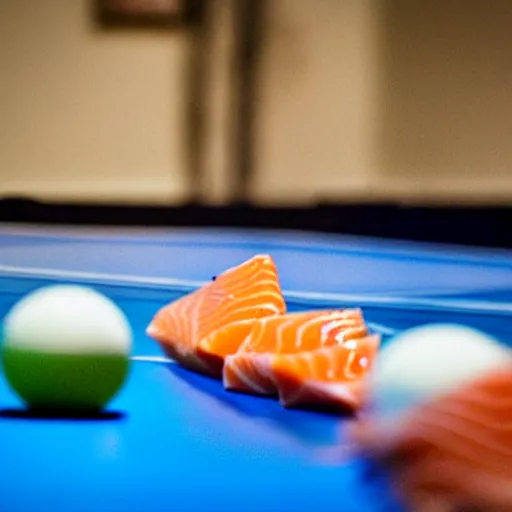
(375, 0, 512, 204)
(0, 0, 189, 204)
(252, 0, 380, 204)
(253, 0, 512, 205)
(2, 0, 512, 206)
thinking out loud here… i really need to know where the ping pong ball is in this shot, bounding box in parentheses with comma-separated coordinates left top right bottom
(1, 285, 132, 411)
(368, 323, 512, 418)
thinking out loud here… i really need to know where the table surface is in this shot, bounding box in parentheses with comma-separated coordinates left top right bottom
(1, 224, 512, 512)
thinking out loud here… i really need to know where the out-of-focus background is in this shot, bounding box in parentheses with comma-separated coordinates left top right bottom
(1, 0, 511, 246)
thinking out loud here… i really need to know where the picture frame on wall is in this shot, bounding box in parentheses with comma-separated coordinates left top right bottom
(94, 0, 197, 29)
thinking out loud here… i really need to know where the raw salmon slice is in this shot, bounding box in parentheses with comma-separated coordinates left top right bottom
(196, 319, 258, 376)
(272, 334, 381, 411)
(146, 254, 286, 376)
(200, 308, 364, 382)
(223, 309, 370, 401)
(351, 363, 512, 512)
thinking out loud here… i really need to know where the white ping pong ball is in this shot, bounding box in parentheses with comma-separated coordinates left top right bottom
(368, 323, 512, 418)
(1, 284, 132, 411)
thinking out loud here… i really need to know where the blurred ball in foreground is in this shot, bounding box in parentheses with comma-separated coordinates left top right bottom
(1, 285, 132, 411)
(368, 323, 512, 418)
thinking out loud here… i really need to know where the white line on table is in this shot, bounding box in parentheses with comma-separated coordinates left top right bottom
(1, 264, 512, 315)
(131, 356, 174, 363)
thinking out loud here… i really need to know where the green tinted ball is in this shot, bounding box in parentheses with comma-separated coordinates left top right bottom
(1, 285, 132, 411)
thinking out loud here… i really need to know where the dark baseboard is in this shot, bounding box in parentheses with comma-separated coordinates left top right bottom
(1, 198, 511, 249)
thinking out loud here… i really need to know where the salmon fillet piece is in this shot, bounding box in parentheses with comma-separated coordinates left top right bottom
(272, 334, 381, 411)
(222, 309, 377, 411)
(146, 254, 286, 376)
(351, 364, 512, 512)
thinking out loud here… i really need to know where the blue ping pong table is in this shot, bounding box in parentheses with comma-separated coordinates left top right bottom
(1, 224, 512, 512)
